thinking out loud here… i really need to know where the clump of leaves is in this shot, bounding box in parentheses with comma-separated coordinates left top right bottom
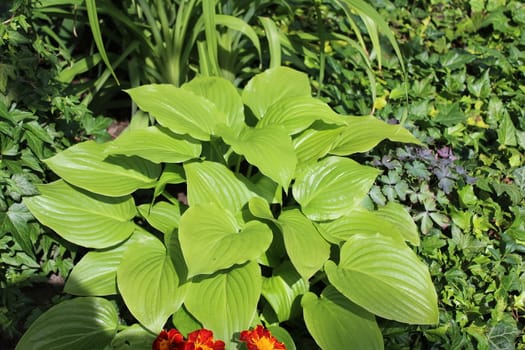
(18, 67, 437, 350)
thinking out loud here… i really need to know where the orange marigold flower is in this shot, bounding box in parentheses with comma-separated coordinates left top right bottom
(183, 328, 225, 350)
(153, 329, 185, 350)
(239, 325, 286, 350)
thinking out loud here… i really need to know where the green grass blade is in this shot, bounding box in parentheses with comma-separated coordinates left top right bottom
(215, 14, 262, 63)
(202, 0, 220, 76)
(85, 0, 119, 84)
(259, 16, 281, 69)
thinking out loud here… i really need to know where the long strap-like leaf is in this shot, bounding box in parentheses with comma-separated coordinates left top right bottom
(85, 0, 119, 84)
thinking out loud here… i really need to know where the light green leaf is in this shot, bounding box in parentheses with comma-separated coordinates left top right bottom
(154, 164, 186, 198)
(218, 125, 296, 189)
(498, 113, 518, 146)
(317, 204, 419, 245)
(64, 228, 152, 297)
(325, 234, 438, 324)
(185, 161, 257, 214)
(44, 141, 160, 197)
(248, 197, 275, 221)
(293, 156, 379, 221)
(185, 262, 261, 347)
(302, 286, 383, 350)
(293, 128, 343, 167)
(242, 67, 311, 120)
(266, 325, 297, 350)
(262, 261, 309, 322)
(24, 180, 136, 248)
(377, 202, 420, 246)
(329, 116, 422, 155)
(16, 297, 118, 350)
(105, 126, 201, 164)
(117, 235, 182, 333)
(257, 96, 345, 135)
(138, 201, 181, 234)
(179, 203, 272, 277)
(183, 76, 244, 128)
(259, 17, 281, 69)
(126, 84, 226, 140)
(110, 324, 156, 350)
(278, 209, 330, 279)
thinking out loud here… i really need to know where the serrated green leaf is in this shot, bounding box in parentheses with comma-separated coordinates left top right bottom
(105, 126, 201, 164)
(16, 297, 118, 350)
(302, 286, 383, 350)
(185, 262, 261, 347)
(44, 141, 160, 197)
(278, 209, 330, 279)
(126, 84, 225, 140)
(179, 203, 272, 277)
(325, 234, 438, 324)
(293, 156, 379, 221)
(242, 67, 311, 119)
(24, 180, 136, 248)
(117, 235, 182, 332)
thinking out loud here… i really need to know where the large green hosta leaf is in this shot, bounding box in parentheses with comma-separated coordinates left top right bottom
(24, 180, 136, 248)
(185, 262, 261, 347)
(293, 156, 379, 221)
(317, 203, 419, 246)
(218, 124, 297, 189)
(302, 286, 383, 350)
(329, 116, 422, 155)
(242, 67, 311, 119)
(278, 209, 330, 280)
(64, 229, 151, 296)
(117, 235, 183, 332)
(293, 128, 343, 167)
(325, 234, 438, 324)
(138, 201, 181, 234)
(185, 161, 257, 214)
(257, 96, 345, 135)
(104, 126, 201, 164)
(183, 76, 244, 128)
(126, 84, 225, 140)
(44, 141, 160, 197)
(262, 261, 309, 322)
(16, 297, 118, 350)
(179, 203, 272, 278)
(110, 324, 156, 350)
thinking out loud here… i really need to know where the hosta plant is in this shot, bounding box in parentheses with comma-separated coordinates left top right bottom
(18, 67, 438, 350)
